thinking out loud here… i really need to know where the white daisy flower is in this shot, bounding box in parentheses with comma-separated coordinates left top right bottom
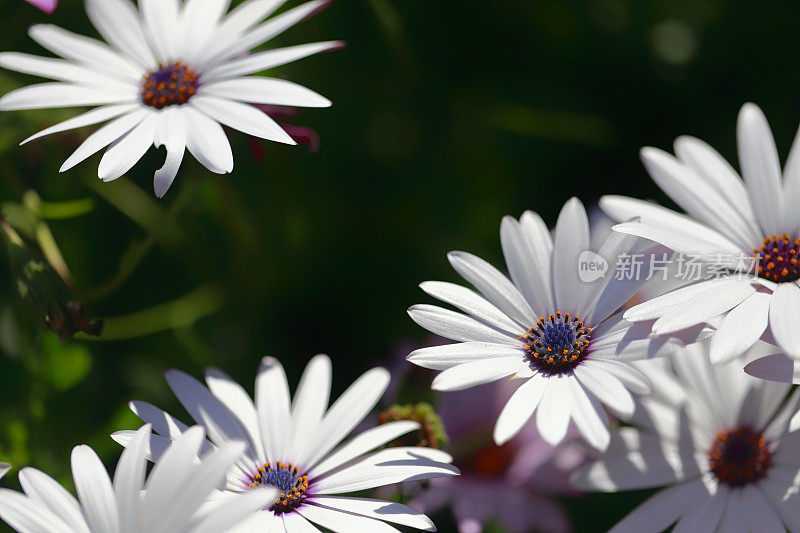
(0, 424, 275, 532)
(112, 355, 459, 532)
(406, 198, 711, 451)
(0, 0, 341, 197)
(602, 103, 800, 363)
(572, 340, 800, 532)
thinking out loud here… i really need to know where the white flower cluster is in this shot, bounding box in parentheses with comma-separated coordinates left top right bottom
(408, 103, 800, 531)
(2, 1, 800, 532)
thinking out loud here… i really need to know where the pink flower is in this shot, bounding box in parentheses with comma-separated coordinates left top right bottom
(410, 380, 585, 533)
(24, 0, 56, 14)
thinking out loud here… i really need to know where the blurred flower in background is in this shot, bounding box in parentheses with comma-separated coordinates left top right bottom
(573, 340, 800, 531)
(408, 381, 584, 533)
(24, 0, 56, 15)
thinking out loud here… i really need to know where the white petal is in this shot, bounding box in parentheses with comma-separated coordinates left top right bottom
(85, 0, 157, 68)
(139, 427, 206, 528)
(302, 368, 390, 469)
(0, 489, 72, 533)
(407, 341, 522, 370)
(280, 512, 323, 533)
(589, 315, 705, 362)
(18, 468, 89, 532)
(419, 281, 525, 336)
(29, 24, 142, 82)
(71, 445, 120, 533)
(500, 214, 553, 317)
(204, 41, 343, 81)
(769, 282, 800, 359)
(164, 370, 253, 454)
(624, 277, 733, 321)
(784, 123, 800, 233)
(737, 103, 784, 236)
(111, 430, 176, 464)
(493, 375, 548, 445)
(228, 511, 277, 532)
(255, 357, 292, 463)
(0, 52, 129, 89)
(640, 146, 759, 249)
(21, 103, 138, 145)
(673, 135, 756, 226)
(191, 490, 277, 533)
(205, 368, 264, 463)
(129, 401, 189, 440)
(715, 493, 750, 533)
(672, 491, 726, 533)
(582, 359, 652, 395)
(551, 198, 590, 313)
(447, 251, 535, 327)
(573, 364, 635, 417)
(0, 83, 136, 111)
(567, 377, 610, 451)
(570, 429, 700, 491)
(611, 220, 743, 260)
(308, 496, 435, 532)
(153, 108, 187, 198)
(535, 377, 571, 445)
(407, 304, 517, 345)
(202, 1, 334, 69)
(158, 442, 250, 532)
(182, 106, 234, 174)
(201, 77, 330, 107)
(608, 482, 704, 533)
(60, 109, 150, 172)
(652, 280, 755, 334)
(215, 0, 287, 39)
(710, 290, 770, 363)
(744, 353, 800, 384)
(601, 194, 745, 256)
(113, 425, 150, 531)
(740, 484, 785, 533)
(298, 503, 400, 533)
(431, 357, 522, 392)
(311, 447, 458, 495)
(309, 421, 421, 478)
(140, 0, 180, 62)
(179, 0, 231, 61)
(289, 354, 332, 467)
(191, 95, 295, 144)
(98, 112, 158, 182)
(576, 232, 637, 323)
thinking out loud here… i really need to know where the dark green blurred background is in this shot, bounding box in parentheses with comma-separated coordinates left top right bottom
(0, 0, 798, 531)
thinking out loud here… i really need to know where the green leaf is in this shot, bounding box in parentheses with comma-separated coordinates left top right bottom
(40, 334, 92, 391)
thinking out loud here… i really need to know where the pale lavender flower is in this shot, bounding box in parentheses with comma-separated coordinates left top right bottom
(410, 380, 585, 533)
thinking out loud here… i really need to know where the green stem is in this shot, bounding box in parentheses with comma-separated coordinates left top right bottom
(82, 178, 198, 301)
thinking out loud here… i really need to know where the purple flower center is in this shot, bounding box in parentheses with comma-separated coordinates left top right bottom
(522, 312, 591, 375)
(754, 233, 800, 283)
(708, 426, 771, 487)
(140, 61, 199, 109)
(249, 461, 309, 514)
